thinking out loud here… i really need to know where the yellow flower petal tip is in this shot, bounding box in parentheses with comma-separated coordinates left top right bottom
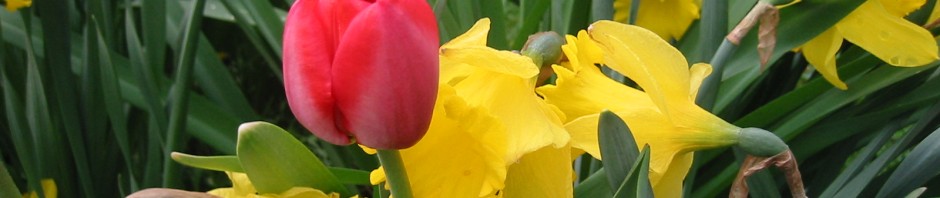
(613, 0, 700, 40)
(5, 0, 31, 12)
(22, 179, 56, 198)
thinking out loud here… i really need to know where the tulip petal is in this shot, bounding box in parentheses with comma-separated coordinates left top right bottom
(283, 0, 367, 145)
(838, 0, 939, 67)
(371, 85, 508, 197)
(589, 20, 694, 118)
(502, 145, 574, 198)
(331, 0, 440, 149)
(802, 27, 848, 90)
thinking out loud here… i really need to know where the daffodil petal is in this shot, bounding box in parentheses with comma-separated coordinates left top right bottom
(455, 69, 569, 162)
(441, 47, 540, 79)
(613, 0, 699, 40)
(929, 0, 940, 25)
(802, 27, 849, 90)
(502, 145, 574, 198)
(373, 84, 508, 197)
(838, 0, 939, 67)
(589, 20, 695, 117)
(537, 65, 649, 122)
(688, 63, 713, 100)
(441, 18, 490, 49)
(653, 152, 694, 198)
(879, 0, 925, 17)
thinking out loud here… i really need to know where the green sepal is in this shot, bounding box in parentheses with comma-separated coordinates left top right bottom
(170, 153, 244, 172)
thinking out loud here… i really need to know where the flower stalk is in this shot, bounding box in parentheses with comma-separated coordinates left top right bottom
(376, 149, 414, 198)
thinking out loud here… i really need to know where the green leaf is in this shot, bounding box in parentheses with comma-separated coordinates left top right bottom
(715, 0, 866, 111)
(598, 110, 639, 192)
(95, 15, 137, 189)
(833, 103, 940, 197)
(612, 145, 653, 198)
(171, 153, 245, 173)
(876, 124, 940, 197)
(328, 167, 371, 185)
(512, 0, 550, 49)
(574, 168, 612, 198)
(0, 152, 20, 198)
(236, 121, 350, 196)
(163, 0, 207, 187)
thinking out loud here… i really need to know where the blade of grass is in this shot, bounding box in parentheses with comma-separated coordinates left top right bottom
(0, 22, 42, 198)
(480, 0, 509, 50)
(163, 0, 207, 188)
(167, 1, 258, 121)
(94, 15, 138, 191)
(877, 127, 940, 197)
(818, 120, 902, 197)
(0, 154, 21, 198)
(236, 0, 285, 57)
(834, 103, 940, 197)
(217, 0, 282, 81)
(142, 0, 168, 94)
(512, 0, 550, 49)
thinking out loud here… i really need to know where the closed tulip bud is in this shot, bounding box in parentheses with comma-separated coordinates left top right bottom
(283, 0, 439, 149)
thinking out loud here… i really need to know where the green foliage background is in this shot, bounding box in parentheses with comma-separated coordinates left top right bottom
(0, 0, 938, 197)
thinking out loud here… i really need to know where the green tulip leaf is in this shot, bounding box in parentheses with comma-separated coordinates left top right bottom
(612, 145, 653, 198)
(598, 110, 640, 192)
(170, 152, 244, 173)
(236, 121, 350, 196)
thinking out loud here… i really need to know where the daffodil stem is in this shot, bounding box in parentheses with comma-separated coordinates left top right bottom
(377, 149, 413, 198)
(696, 39, 737, 111)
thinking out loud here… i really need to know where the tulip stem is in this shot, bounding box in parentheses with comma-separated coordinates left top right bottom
(376, 149, 413, 198)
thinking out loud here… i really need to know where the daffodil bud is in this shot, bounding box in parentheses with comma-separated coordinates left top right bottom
(737, 127, 788, 157)
(521, 31, 566, 67)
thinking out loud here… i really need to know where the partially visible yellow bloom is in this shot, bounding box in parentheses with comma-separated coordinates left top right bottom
(5, 0, 31, 12)
(538, 21, 740, 198)
(208, 172, 338, 198)
(802, 0, 938, 90)
(368, 18, 572, 197)
(614, 0, 700, 41)
(22, 179, 55, 198)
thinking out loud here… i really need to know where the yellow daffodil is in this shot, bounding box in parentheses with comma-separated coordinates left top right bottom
(22, 179, 55, 198)
(802, 0, 938, 90)
(614, 0, 700, 41)
(208, 172, 339, 198)
(538, 21, 740, 197)
(5, 0, 31, 12)
(367, 18, 573, 197)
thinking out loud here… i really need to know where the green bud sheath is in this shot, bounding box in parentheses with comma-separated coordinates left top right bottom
(521, 31, 565, 67)
(737, 127, 788, 157)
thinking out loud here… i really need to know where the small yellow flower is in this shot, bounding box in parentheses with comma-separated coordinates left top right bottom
(208, 172, 338, 198)
(368, 18, 572, 197)
(5, 0, 31, 12)
(538, 21, 740, 198)
(614, 0, 700, 41)
(22, 179, 56, 198)
(801, 0, 938, 90)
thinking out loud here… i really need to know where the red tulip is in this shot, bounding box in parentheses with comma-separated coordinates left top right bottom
(283, 0, 439, 149)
